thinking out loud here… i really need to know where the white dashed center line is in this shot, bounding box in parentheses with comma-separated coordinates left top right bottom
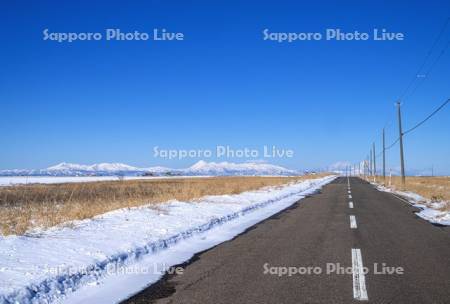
(352, 248, 369, 301)
(347, 180, 367, 300)
(350, 215, 357, 229)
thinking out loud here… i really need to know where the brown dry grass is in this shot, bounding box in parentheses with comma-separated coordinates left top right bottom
(370, 175, 450, 211)
(0, 174, 328, 235)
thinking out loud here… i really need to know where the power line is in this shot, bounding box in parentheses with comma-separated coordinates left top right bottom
(399, 17, 450, 101)
(403, 98, 450, 135)
(403, 37, 450, 101)
(361, 19, 450, 173)
(366, 19, 450, 159)
(384, 138, 400, 151)
(381, 98, 449, 151)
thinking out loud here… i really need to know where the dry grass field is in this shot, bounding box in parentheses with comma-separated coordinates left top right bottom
(370, 176, 450, 210)
(0, 174, 328, 235)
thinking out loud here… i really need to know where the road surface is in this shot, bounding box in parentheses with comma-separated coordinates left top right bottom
(123, 177, 450, 304)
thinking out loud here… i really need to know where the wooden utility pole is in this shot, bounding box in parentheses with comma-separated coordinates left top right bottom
(364, 158, 368, 179)
(366, 157, 369, 179)
(372, 143, 376, 182)
(382, 128, 386, 184)
(397, 101, 406, 187)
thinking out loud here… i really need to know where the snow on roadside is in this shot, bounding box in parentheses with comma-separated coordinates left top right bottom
(374, 183, 450, 226)
(0, 175, 211, 186)
(0, 175, 336, 304)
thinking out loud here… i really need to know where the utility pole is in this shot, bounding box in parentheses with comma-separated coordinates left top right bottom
(397, 101, 406, 187)
(363, 160, 366, 179)
(369, 149, 372, 177)
(372, 143, 376, 182)
(364, 159, 367, 179)
(382, 128, 386, 184)
(366, 157, 369, 179)
(367, 159, 369, 178)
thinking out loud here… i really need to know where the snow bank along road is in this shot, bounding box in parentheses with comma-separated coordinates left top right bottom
(0, 176, 335, 304)
(124, 177, 450, 304)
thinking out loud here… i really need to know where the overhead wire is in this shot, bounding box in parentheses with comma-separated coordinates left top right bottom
(363, 18, 450, 166)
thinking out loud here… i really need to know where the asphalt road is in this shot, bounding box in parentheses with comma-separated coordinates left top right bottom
(123, 177, 450, 304)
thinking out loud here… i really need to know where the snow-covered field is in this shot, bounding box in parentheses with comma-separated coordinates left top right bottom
(0, 175, 210, 186)
(0, 175, 335, 304)
(375, 184, 450, 226)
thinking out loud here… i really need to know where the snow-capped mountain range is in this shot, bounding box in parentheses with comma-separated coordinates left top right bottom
(184, 160, 297, 176)
(0, 161, 299, 177)
(46, 163, 140, 172)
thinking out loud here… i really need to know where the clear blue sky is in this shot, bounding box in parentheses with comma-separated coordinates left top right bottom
(1, 1, 449, 174)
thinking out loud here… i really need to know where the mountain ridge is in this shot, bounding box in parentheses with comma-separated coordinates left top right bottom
(0, 161, 299, 177)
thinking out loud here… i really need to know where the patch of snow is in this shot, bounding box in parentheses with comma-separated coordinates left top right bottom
(374, 183, 450, 226)
(0, 175, 336, 304)
(0, 176, 211, 186)
(145, 166, 172, 173)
